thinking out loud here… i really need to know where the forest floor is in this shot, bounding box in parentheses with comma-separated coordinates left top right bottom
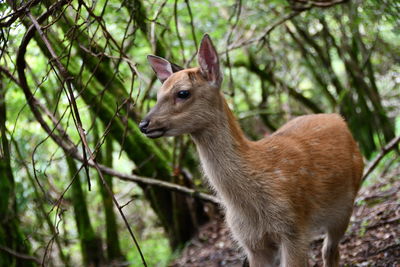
(171, 168, 400, 267)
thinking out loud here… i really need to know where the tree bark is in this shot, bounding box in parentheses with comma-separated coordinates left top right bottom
(66, 157, 104, 266)
(93, 123, 125, 262)
(0, 75, 35, 267)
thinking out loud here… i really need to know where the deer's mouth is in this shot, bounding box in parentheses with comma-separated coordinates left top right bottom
(145, 128, 166, 138)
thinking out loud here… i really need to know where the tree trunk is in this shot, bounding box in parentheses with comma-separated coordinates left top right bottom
(93, 123, 125, 262)
(66, 157, 104, 266)
(0, 76, 35, 267)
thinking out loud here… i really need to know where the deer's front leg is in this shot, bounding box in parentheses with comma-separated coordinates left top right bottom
(245, 241, 280, 267)
(280, 236, 309, 267)
(227, 212, 279, 267)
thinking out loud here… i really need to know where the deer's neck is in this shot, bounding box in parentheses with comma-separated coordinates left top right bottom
(191, 98, 253, 205)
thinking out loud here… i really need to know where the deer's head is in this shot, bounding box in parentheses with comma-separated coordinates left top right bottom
(139, 34, 223, 138)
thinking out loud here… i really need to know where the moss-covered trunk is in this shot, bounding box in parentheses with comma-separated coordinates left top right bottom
(93, 124, 125, 262)
(66, 157, 104, 266)
(0, 77, 35, 267)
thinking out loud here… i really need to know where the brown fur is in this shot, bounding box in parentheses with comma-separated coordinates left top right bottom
(144, 48, 363, 267)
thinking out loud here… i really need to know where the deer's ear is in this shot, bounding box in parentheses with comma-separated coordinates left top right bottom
(147, 55, 183, 83)
(198, 34, 222, 88)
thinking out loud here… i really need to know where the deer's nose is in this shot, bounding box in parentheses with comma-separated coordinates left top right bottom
(139, 119, 149, 133)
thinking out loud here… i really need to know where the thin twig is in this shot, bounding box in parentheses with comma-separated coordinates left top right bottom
(225, 0, 242, 100)
(174, 0, 186, 62)
(184, 0, 197, 51)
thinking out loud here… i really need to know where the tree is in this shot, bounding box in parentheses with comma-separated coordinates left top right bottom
(0, 75, 35, 267)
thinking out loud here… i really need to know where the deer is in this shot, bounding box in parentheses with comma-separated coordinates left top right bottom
(139, 34, 364, 267)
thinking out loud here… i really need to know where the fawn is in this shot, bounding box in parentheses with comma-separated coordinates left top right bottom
(139, 34, 363, 267)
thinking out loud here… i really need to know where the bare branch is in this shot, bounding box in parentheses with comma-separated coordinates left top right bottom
(0, 246, 41, 265)
(288, 0, 350, 10)
(363, 135, 400, 182)
(0, 0, 41, 27)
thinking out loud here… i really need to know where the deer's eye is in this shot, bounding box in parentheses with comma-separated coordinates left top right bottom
(176, 90, 191, 99)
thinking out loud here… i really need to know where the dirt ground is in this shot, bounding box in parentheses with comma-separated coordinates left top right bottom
(171, 169, 399, 267)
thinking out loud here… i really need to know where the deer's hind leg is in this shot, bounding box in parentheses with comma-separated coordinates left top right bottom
(322, 208, 352, 267)
(322, 219, 350, 267)
(245, 238, 280, 267)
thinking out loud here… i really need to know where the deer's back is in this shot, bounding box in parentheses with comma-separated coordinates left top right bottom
(244, 114, 363, 230)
